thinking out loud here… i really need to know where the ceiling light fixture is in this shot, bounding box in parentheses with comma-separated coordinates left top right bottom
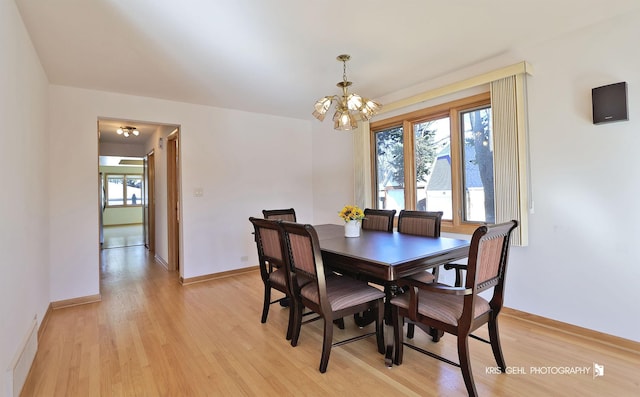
(312, 54, 381, 131)
(116, 126, 140, 138)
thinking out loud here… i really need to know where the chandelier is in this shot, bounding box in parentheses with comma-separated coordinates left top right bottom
(116, 126, 140, 138)
(312, 54, 381, 130)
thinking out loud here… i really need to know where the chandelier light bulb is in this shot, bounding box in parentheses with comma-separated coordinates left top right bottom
(117, 126, 139, 138)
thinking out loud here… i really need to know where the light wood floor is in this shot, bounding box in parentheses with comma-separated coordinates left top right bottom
(101, 224, 144, 249)
(22, 246, 640, 396)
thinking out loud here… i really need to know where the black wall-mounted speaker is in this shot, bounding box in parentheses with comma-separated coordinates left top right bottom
(592, 82, 628, 124)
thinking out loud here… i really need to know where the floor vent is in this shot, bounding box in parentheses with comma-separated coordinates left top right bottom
(6, 318, 38, 397)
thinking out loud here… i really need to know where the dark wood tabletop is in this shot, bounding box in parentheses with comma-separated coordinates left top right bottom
(314, 224, 470, 282)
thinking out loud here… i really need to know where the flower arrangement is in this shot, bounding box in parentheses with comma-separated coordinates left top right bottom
(338, 205, 365, 222)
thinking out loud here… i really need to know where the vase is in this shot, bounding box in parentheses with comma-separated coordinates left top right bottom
(344, 220, 361, 238)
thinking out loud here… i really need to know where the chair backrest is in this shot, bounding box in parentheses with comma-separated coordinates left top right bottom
(262, 208, 297, 222)
(362, 208, 396, 232)
(397, 210, 443, 237)
(249, 217, 287, 282)
(279, 222, 331, 314)
(465, 220, 518, 297)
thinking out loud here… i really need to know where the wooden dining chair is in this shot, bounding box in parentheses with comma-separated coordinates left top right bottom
(398, 209, 468, 288)
(262, 208, 297, 222)
(280, 221, 385, 373)
(397, 209, 442, 236)
(260, 209, 298, 307)
(362, 208, 396, 232)
(395, 210, 445, 338)
(248, 217, 296, 340)
(397, 210, 444, 283)
(390, 220, 518, 397)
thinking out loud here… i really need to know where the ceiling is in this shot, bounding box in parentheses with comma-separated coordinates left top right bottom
(15, 0, 640, 122)
(97, 118, 174, 145)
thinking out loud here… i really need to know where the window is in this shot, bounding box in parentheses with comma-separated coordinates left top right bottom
(105, 174, 143, 207)
(371, 92, 493, 234)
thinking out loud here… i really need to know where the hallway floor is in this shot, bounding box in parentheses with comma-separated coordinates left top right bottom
(102, 224, 144, 249)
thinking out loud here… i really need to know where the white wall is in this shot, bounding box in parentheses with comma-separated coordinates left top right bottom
(508, 10, 640, 342)
(0, 0, 50, 393)
(311, 122, 355, 224)
(372, 11, 640, 342)
(100, 140, 148, 157)
(48, 85, 314, 298)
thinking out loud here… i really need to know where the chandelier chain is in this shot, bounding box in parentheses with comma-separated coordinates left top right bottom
(343, 59, 347, 84)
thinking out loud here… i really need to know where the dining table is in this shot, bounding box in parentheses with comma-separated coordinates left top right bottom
(314, 224, 470, 283)
(314, 223, 470, 364)
(315, 223, 470, 320)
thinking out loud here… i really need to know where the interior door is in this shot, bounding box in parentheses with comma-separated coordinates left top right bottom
(143, 150, 156, 252)
(167, 130, 180, 272)
(99, 172, 105, 246)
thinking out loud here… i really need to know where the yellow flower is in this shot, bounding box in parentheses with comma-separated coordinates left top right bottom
(338, 204, 365, 222)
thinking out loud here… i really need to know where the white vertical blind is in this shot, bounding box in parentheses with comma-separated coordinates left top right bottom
(491, 75, 529, 246)
(354, 122, 372, 209)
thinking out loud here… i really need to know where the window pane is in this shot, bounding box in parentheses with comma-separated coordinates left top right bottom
(415, 117, 452, 219)
(125, 175, 143, 206)
(107, 175, 124, 206)
(461, 107, 494, 223)
(375, 126, 404, 211)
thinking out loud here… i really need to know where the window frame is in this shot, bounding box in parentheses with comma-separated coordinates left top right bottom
(104, 173, 143, 208)
(370, 92, 491, 234)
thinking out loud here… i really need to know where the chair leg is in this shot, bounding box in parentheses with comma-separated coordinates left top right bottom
(376, 301, 385, 355)
(406, 322, 415, 339)
(279, 297, 290, 307)
(319, 317, 334, 373)
(430, 327, 444, 342)
(392, 307, 404, 365)
(290, 301, 304, 347)
(285, 297, 295, 340)
(457, 334, 478, 397)
(261, 285, 271, 323)
(488, 315, 506, 371)
(334, 318, 345, 329)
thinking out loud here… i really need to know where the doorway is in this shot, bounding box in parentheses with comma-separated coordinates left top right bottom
(97, 119, 181, 273)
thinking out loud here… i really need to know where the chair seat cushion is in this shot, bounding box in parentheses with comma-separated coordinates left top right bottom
(270, 268, 314, 290)
(268, 267, 288, 290)
(406, 271, 435, 284)
(390, 288, 490, 326)
(300, 276, 385, 311)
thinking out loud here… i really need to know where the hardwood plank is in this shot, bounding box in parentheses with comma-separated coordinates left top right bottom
(21, 245, 640, 396)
